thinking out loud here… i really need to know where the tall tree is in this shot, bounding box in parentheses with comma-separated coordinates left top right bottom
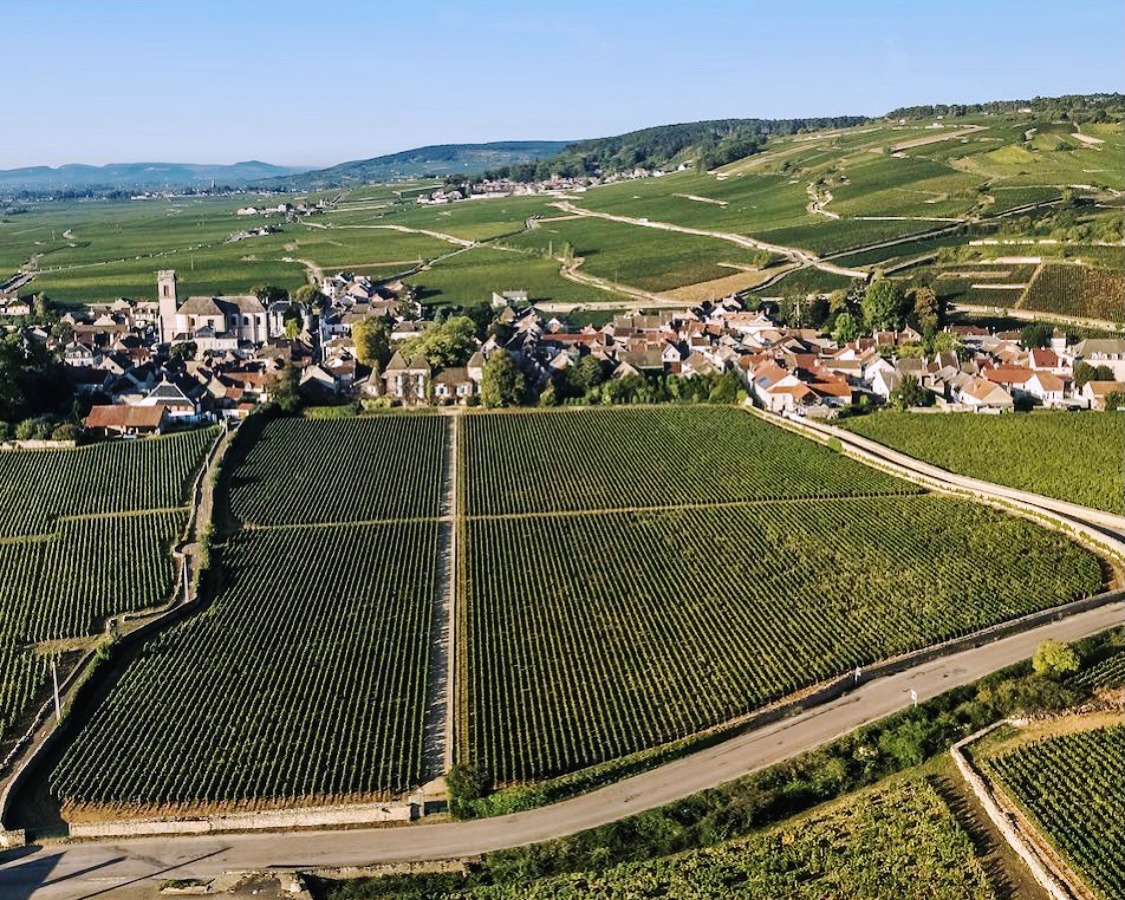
(861, 278, 905, 332)
(480, 350, 526, 408)
(352, 319, 391, 370)
(402, 316, 478, 368)
(912, 286, 940, 334)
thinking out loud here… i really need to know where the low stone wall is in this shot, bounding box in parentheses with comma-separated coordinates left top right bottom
(68, 799, 417, 838)
(0, 439, 77, 451)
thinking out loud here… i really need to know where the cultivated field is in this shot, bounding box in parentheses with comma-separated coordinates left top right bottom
(984, 724, 1124, 900)
(50, 520, 443, 817)
(842, 412, 1124, 514)
(462, 406, 915, 516)
(464, 495, 1100, 782)
(0, 432, 211, 751)
(49, 416, 450, 816)
(1022, 262, 1125, 323)
(435, 777, 997, 899)
(228, 415, 448, 525)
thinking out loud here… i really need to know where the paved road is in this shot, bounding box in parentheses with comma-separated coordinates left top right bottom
(2, 602, 1121, 900)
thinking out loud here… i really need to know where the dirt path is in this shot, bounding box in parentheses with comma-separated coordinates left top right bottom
(806, 183, 839, 219)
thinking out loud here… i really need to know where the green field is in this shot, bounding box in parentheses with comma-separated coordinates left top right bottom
(409, 246, 613, 306)
(437, 777, 995, 900)
(985, 725, 1124, 900)
(50, 520, 443, 817)
(462, 407, 914, 516)
(228, 416, 448, 526)
(0, 432, 211, 751)
(504, 216, 769, 292)
(842, 411, 1124, 514)
(464, 494, 1100, 783)
(1021, 262, 1125, 323)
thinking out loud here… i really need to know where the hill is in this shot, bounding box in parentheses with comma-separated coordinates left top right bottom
(0, 160, 308, 193)
(260, 141, 573, 190)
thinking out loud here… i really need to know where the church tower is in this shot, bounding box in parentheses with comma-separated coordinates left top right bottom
(158, 270, 178, 344)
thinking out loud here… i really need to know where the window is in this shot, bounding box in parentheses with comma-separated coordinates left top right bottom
(243, 316, 250, 326)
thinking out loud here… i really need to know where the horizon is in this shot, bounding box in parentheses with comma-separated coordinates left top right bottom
(5, 0, 1123, 170)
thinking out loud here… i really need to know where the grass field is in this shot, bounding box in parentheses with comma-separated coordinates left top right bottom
(409, 246, 614, 306)
(842, 411, 1124, 514)
(504, 216, 770, 292)
(984, 724, 1124, 900)
(437, 777, 996, 899)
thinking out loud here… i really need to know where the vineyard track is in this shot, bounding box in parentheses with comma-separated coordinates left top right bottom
(3, 601, 1121, 899)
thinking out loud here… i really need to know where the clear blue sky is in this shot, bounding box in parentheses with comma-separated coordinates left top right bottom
(6, 0, 1122, 170)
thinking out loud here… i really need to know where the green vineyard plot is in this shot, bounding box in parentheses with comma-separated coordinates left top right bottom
(843, 412, 1124, 515)
(986, 726, 1125, 900)
(50, 521, 443, 816)
(464, 496, 1101, 783)
(463, 407, 917, 516)
(0, 433, 211, 751)
(228, 416, 448, 526)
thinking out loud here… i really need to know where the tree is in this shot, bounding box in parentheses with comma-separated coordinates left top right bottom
(861, 278, 905, 332)
(284, 318, 301, 341)
(251, 284, 289, 305)
(1102, 390, 1124, 412)
(293, 284, 327, 311)
(827, 288, 850, 315)
(480, 350, 526, 408)
(33, 292, 52, 321)
(1019, 323, 1052, 350)
(911, 286, 940, 334)
(832, 312, 859, 344)
(888, 375, 930, 410)
(1032, 639, 1079, 677)
(1074, 362, 1115, 388)
(352, 319, 391, 370)
(446, 763, 491, 818)
(170, 341, 198, 360)
(266, 363, 301, 414)
(402, 316, 477, 368)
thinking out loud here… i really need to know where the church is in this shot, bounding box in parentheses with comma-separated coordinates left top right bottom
(158, 270, 268, 350)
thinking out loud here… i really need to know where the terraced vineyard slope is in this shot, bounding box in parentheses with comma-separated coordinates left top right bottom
(842, 411, 1124, 514)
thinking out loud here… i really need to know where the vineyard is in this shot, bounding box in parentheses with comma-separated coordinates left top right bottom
(986, 725, 1124, 900)
(50, 521, 443, 816)
(228, 416, 448, 525)
(0, 428, 213, 537)
(0, 433, 210, 753)
(1021, 263, 1125, 323)
(843, 411, 1124, 514)
(429, 778, 997, 900)
(463, 407, 916, 516)
(463, 495, 1101, 783)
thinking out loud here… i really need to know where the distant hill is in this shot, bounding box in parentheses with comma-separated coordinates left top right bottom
(0, 160, 308, 193)
(258, 141, 573, 190)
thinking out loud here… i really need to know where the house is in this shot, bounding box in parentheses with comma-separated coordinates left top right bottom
(1025, 371, 1067, 406)
(1073, 338, 1125, 380)
(383, 352, 431, 401)
(84, 404, 169, 437)
(432, 367, 476, 402)
(1082, 380, 1125, 411)
(958, 377, 1014, 410)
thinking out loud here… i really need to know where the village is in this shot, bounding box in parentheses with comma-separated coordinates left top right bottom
(0, 267, 1122, 441)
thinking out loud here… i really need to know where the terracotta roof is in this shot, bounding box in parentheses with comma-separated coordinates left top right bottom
(982, 365, 1034, 385)
(85, 405, 167, 430)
